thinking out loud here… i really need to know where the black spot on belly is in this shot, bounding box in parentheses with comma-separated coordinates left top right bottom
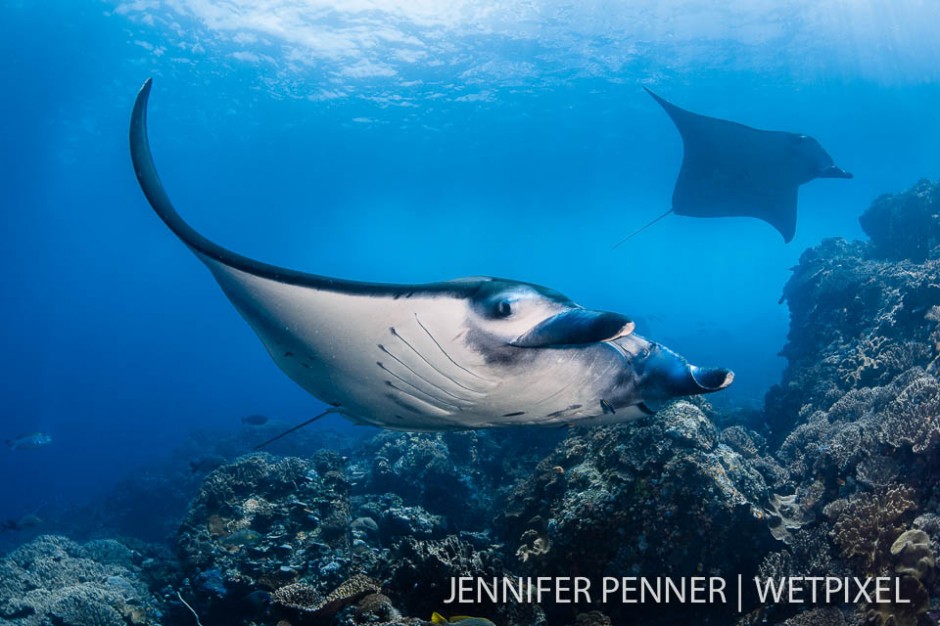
(546, 404, 583, 418)
(503, 411, 526, 417)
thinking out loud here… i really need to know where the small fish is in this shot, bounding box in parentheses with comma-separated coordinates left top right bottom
(241, 414, 269, 426)
(221, 529, 262, 547)
(431, 612, 496, 626)
(5, 432, 52, 450)
(0, 514, 43, 532)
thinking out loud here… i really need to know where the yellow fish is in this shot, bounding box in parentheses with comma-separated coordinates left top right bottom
(431, 612, 496, 626)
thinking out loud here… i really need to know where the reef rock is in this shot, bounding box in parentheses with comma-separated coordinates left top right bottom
(175, 446, 543, 625)
(767, 181, 940, 439)
(768, 239, 940, 438)
(498, 401, 777, 625)
(859, 178, 940, 262)
(0, 535, 161, 625)
(755, 179, 940, 625)
(176, 452, 362, 622)
(351, 429, 560, 529)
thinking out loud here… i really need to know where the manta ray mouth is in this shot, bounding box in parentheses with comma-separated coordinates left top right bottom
(690, 366, 735, 391)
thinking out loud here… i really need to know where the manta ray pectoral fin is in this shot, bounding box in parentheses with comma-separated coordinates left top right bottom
(130, 78, 476, 298)
(761, 186, 799, 243)
(510, 310, 634, 348)
(644, 87, 699, 132)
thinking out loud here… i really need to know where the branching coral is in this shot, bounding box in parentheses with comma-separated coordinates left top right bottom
(828, 485, 917, 576)
(877, 371, 940, 454)
(820, 489, 933, 626)
(861, 529, 935, 626)
(273, 574, 382, 617)
(272, 582, 322, 613)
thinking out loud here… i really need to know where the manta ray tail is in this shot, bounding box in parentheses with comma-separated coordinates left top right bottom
(253, 408, 339, 450)
(613, 209, 673, 249)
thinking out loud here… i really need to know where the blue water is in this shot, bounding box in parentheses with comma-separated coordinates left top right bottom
(1, 1, 939, 532)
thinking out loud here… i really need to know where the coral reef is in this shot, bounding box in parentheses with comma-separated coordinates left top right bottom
(175, 452, 360, 622)
(859, 179, 940, 262)
(272, 574, 382, 618)
(0, 535, 162, 625)
(779, 607, 849, 626)
(350, 428, 561, 529)
(566, 611, 613, 626)
(767, 238, 940, 440)
(827, 485, 918, 575)
(173, 444, 543, 625)
(47, 422, 373, 548)
(767, 180, 940, 443)
(497, 401, 777, 625)
(755, 179, 940, 625)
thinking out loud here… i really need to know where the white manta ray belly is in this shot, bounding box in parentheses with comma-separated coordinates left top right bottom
(211, 264, 504, 429)
(211, 264, 646, 430)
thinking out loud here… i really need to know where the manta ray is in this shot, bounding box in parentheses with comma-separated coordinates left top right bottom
(620, 89, 852, 245)
(130, 79, 733, 431)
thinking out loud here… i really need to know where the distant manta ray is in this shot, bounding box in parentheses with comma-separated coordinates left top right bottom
(617, 88, 852, 246)
(130, 79, 733, 432)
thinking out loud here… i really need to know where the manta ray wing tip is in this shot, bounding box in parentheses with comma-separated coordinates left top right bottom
(643, 85, 665, 103)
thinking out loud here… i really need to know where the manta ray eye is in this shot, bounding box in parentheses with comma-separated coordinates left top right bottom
(495, 300, 513, 318)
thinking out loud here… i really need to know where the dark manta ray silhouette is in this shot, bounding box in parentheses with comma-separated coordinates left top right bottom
(617, 88, 852, 245)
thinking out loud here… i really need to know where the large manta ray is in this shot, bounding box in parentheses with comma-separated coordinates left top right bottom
(130, 79, 733, 431)
(637, 88, 852, 244)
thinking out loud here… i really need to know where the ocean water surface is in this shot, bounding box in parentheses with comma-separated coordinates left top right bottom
(1, 0, 939, 542)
